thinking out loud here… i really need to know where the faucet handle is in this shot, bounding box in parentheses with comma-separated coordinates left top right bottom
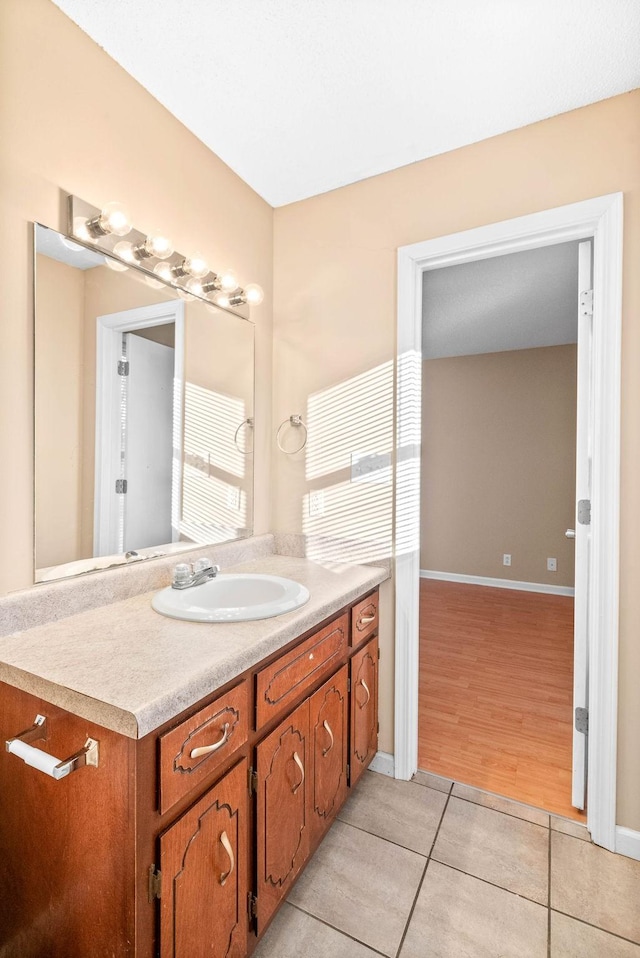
(173, 563, 191, 585)
(193, 557, 213, 573)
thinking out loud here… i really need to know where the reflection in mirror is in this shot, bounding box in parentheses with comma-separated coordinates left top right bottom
(34, 224, 254, 583)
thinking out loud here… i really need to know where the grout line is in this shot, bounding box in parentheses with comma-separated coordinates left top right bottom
(395, 788, 453, 957)
(333, 816, 429, 859)
(550, 909, 640, 949)
(450, 792, 550, 829)
(547, 820, 552, 958)
(286, 902, 389, 957)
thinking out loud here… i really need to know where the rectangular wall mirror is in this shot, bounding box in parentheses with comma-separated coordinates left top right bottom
(34, 224, 254, 583)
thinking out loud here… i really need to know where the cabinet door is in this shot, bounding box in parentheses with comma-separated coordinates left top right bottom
(255, 699, 310, 933)
(309, 665, 348, 844)
(159, 758, 248, 958)
(350, 636, 378, 788)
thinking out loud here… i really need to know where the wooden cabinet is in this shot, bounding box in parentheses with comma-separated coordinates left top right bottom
(350, 636, 379, 788)
(255, 699, 310, 932)
(0, 587, 380, 958)
(309, 665, 348, 845)
(159, 759, 249, 958)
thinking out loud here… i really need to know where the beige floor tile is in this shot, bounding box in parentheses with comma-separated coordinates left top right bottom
(412, 769, 453, 794)
(338, 769, 448, 855)
(254, 903, 381, 958)
(399, 861, 547, 958)
(550, 815, 591, 841)
(452, 782, 550, 827)
(432, 796, 549, 903)
(288, 820, 425, 957)
(551, 832, 640, 943)
(551, 911, 640, 957)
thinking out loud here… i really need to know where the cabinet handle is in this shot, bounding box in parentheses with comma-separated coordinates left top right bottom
(322, 719, 334, 756)
(190, 722, 230, 759)
(292, 751, 305, 794)
(359, 614, 376, 626)
(357, 679, 371, 709)
(219, 830, 234, 886)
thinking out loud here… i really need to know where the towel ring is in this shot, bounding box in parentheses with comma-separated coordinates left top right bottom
(234, 417, 254, 455)
(276, 414, 308, 455)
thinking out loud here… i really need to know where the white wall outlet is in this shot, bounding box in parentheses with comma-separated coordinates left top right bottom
(226, 486, 241, 511)
(547, 557, 557, 572)
(503, 554, 512, 567)
(309, 490, 325, 517)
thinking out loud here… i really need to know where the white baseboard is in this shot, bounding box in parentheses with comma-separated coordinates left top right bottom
(420, 569, 575, 597)
(369, 750, 395, 778)
(615, 826, 640, 861)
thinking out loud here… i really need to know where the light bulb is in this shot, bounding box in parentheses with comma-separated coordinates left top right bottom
(184, 251, 209, 279)
(73, 217, 91, 241)
(144, 275, 165, 289)
(153, 261, 174, 282)
(144, 230, 174, 260)
(243, 283, 264, 305)
(186, 277, 205, 297)
(99, 201, 131, 237)
(177, 288, 196, 302)
(219, 268, 238, 292)
(213, 291, 231, 308)
(113, 240, 136, 263)
(104, 256, 128, 272)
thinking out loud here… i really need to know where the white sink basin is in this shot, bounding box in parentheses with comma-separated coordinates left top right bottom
(151, 573, 310, 623)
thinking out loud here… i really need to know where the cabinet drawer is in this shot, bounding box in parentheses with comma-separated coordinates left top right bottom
(255, 614, 348, 729)
(351, 591, 379, 646)
(159, 681, 248, 814)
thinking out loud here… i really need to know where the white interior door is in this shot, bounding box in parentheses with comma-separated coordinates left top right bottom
(123, 333, 174, 552)
(571, 240, 593, 810)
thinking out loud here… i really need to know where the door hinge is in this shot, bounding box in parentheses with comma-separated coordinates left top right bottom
(579, 289, 593, 317)
(248, 766, 258, 796)
(117, 359, 130, 376)
(115, 478, 128, 494)
(148, 865, 162, 902)
(377, 721, 380, 734)
(575, 707, 589, 735)
(247, 892, 258, 919)
(578, 499, 591, 526)
(346, 763, 350, 784)
(347, 677, 351, 693)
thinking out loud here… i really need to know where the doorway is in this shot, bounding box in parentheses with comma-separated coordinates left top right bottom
(394, 194, 622, 851)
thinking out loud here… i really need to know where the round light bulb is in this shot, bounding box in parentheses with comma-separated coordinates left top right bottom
(219, 268, 238, 292)
(104, 256, 128, 272)
(243, 283, 264, 305)
(144, 275, 164, 289)
(73, 217, 91, 241)
(60, 236, 84, 252)
(213, 291, 231, 308)
(153, 261, 174, 282)
(186, 277, 205, 297)
(184, 251, 209, 279)
(144, 231, 174, 260)
(113, 240, 136, 263)
(99, 201, 131, 237)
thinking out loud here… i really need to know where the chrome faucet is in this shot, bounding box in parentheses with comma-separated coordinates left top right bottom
(171, 558, 221, 590)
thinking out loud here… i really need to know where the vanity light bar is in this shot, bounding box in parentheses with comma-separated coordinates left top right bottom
(67, 194, 263, 314)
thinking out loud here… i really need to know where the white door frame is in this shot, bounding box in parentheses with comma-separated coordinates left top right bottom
(394, 193, 623, 851)
(94, 300, 185, 555)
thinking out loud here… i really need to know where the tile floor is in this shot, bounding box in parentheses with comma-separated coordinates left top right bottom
(254, 769, 640, 958)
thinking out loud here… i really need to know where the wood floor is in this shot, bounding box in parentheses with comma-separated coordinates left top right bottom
(418, 578, 586, 822)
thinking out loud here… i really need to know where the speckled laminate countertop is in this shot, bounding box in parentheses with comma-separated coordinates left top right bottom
(0, 555, 387, 739)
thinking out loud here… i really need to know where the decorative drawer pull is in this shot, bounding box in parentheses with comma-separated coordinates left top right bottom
(190, 722, 230, 759)
(219, 830, 234, 886)
(5, 714, 99, 780)
(292, 750, 305, 794)
(322, 720, 334, 756)
(359, 614, 376, 626)
(358, 679, 371, 709)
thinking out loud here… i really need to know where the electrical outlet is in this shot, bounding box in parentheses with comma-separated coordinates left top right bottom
(503, 554, 512, 567)
(226, 486, 241, 511)
(309, 490, 325, 517)
(547, 557, 557, 572)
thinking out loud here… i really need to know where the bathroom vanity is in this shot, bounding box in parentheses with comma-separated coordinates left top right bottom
(0, 554, 385, 957)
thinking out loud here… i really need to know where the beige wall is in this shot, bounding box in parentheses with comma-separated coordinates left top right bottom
(273, 90, 640, 828)
(421, 346, 577, 587)
(34, 255, 85, 568)
(0, 0, 273, 594)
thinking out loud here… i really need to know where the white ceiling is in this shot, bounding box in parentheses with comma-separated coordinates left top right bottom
(422, 241, 580, 359)
(51, 1, 640, 207)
